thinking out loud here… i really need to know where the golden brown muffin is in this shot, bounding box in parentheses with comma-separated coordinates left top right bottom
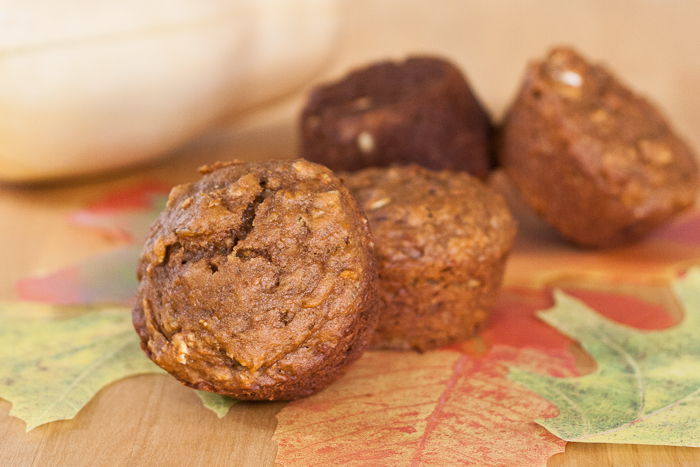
(133, 160, 378, 400)
(342, 165, 516, 351)
(500, 47, 699, 247)
(301, 56, 495, 178)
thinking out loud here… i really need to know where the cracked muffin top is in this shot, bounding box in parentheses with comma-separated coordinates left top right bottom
(132, 159, 378, 400)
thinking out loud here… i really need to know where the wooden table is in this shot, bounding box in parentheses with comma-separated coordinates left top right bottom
(2, 1, 700, 465)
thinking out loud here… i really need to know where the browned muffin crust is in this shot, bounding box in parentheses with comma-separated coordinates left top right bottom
(301, 56, 494, 178)
(133, 160, 379, 401)
(500, 47, 699, 247)
(342, 165, 516, 351)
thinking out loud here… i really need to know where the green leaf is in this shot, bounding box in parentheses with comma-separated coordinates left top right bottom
(509, 268, 700, 446)
(195, 390, 238, 418)
(0, 301, 165, 431)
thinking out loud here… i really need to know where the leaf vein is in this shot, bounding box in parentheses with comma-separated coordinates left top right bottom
(596, 332, 646, 418)
(575, 385, 700, 441)
(548, 385, 589, 437)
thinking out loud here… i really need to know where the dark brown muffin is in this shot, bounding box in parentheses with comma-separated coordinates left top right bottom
(132, 160, 378, 401)
(300, 56, 494, 178)
(500, 47, 699, 247)
(342, 165, 516, 351)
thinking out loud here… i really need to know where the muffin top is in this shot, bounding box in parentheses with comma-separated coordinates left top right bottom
(342, 165, 516, 269)
(500, 47, 699, 247)
(515, 47, 698, 206)
(300, 56, 493, 176)
(133, 159, 378, 399)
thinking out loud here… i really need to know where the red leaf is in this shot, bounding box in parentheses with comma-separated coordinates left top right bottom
(16, 266, 83, 304)
(80, 180, 171, 213)
(17, 181, 169, 305)
(561, 288, 675, 330)
(274, 289, 585, 466)
(274, 348, 569, 467)
(274, 281, 681, 466)
(68, 180, 170, 244)
(480, 288, 572, 352)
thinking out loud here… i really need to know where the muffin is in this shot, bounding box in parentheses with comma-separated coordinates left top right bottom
(132, 160, 378, 400)
(500, 47, 699, 247)
(301, 56, 494, 178)
(342, 165, 516, 351)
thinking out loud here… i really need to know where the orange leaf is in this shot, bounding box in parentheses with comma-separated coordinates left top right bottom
(274, 347, 569, 466)
(274, 285, 677, 466)
(274, 351, 462, 466)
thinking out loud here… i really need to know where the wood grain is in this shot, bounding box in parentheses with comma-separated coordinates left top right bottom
(0, 375, 284, 467)
(1, 1, 700, 465)
(548, 442, 700, 467)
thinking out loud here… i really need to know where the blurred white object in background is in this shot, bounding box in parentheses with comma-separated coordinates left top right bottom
(0, 0, 345, 182)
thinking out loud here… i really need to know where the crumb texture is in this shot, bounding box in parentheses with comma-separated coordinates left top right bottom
(133, 160, 378, 400)
(500, 47, 699, 247)
(343, 165, 516, 351)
